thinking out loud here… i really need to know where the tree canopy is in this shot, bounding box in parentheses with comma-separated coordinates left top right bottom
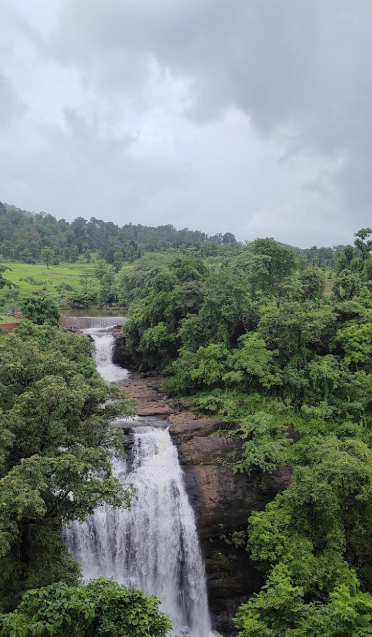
(0, 321, 136, 610)
(0, 579, 171, 637)
(118, 230, 372, 634)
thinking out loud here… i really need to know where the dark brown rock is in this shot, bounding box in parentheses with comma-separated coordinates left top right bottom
(112, 331, 134, 368)
(169, 412, 291, 634)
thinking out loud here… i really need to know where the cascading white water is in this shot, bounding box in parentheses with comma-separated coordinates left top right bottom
(64, 322, 212, 636)
(86, 328, 130, 383)
(84, 317, 127, 328)
(65, 422, 211, 637)
(81, 317, 129, 383)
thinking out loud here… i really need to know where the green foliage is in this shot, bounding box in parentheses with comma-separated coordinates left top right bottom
(116, 228, 372, 634)
(0, 322, 137, 609)
(0, 579, 172, 637)
(20, 296, 60, 326)
(0, 200, 237, 266)
(224, 333, 279, 389)
(0, 266, 14, 291)
(354, 228, 372, 261)
(41, 248, 54, 269)
(234, 438, 372, 634)
(234, 569, 372, 637)
(333, 323, 372, 370)
(234, 412, 291, 475)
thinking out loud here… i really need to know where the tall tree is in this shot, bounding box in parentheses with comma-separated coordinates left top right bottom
(41, 247, 54, 269)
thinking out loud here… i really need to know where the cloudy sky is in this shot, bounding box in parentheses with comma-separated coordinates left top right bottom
(0, 0, 371, 247)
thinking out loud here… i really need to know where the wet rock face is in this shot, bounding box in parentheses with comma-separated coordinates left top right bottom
(111, 330, 134, 368)
(169, 413, 291, 634)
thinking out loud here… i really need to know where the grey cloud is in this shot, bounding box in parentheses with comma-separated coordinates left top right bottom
(1, 0, 372, 247)
(0, 73, 23, 126)
(50, 0, 369, 135)
(49, 0, 372, 217)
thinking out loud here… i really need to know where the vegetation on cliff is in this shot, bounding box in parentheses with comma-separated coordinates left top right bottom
(121, 228, 372, 635)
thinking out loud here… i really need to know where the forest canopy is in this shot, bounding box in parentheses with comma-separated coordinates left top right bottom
(118, 228, 372, 635)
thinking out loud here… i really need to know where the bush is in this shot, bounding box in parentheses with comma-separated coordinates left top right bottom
(20, 296, 60, 326)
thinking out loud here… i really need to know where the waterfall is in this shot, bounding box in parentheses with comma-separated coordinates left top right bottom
(60, 316, 127, 329)
(84, 316, 127, 328)
(65, 422, 211, 637)
(64, 324, 212, 636)
(86, 328, 129, 383)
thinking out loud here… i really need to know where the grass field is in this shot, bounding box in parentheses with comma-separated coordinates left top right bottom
(1, 261, 99, 295)
(0, 260, 133, 320)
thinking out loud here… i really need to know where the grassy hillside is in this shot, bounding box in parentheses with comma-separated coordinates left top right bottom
(0, 259, 133, 318)
(2, 261, 99, 295)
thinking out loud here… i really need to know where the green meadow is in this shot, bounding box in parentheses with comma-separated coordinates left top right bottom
(1, 261, 98, 301)
(0, 260, 133, 320)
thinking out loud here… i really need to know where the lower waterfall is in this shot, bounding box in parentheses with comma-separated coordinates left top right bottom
(64, 322, 212, 637)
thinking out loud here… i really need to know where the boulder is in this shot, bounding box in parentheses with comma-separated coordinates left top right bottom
(138, 402, 174, 417)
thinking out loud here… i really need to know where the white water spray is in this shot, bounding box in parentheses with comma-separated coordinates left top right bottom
(64, 319, 212, 636)
(86, 328, 129, 383)
(80, 318, 129, 383)
(65, 423, 211, 636)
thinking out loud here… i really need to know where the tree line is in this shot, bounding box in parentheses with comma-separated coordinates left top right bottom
(0, 200, 350, 267)
(0, 201, 237, 265)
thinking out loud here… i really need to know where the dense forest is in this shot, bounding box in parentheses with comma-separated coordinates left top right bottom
(2, 203, 372, 634)
(119, 228, 372, 635)
(0, 201, 237, 264)
(0, 200, 347, 267)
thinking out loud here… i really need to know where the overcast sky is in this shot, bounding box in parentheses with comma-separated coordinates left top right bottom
(0, 0, 371, 247)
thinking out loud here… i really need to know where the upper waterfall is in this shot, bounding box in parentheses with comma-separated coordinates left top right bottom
(60, 315, 127, 329)
(85, 327, 129, 383)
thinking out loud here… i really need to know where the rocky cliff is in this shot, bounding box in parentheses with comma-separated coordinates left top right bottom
(169, 413, 291, 634)
(111, 328, 134, 369)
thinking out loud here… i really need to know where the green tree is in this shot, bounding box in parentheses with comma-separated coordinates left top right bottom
(354, 228, 372, 261)
(299, 265, 326, 300)
(234, 438, 372, 635)
(82, 242, 92, 263)
(68, 246, 79, 263)
(0, 322, 136, 609)
(0, 579, 172, 637)
(20, 296, 60, 326)
(0, 266, 14, 290)
(99, 267, 117, 305)
(95, 260, 108, 281)
(41, 248, 54, 269)
(113, 251, 124, 272)
(252, 238, 297, 294)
